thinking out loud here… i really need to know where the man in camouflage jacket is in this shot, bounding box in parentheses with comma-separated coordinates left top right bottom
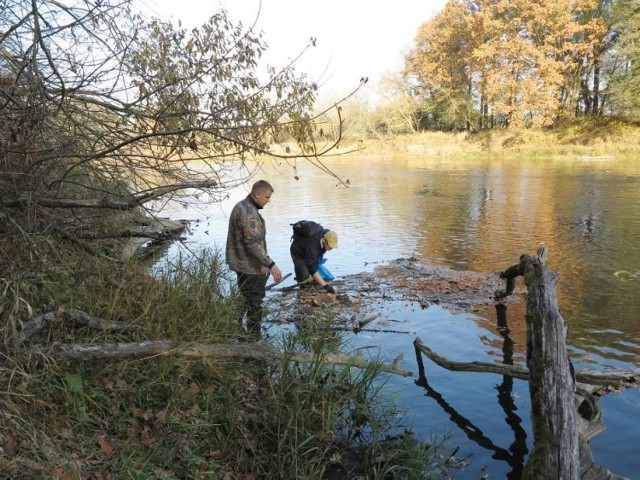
(226, 180, 282, 337)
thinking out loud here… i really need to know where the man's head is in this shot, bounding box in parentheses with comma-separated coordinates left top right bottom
(250, 180, 274, 209)
(323, 231, 338, 250)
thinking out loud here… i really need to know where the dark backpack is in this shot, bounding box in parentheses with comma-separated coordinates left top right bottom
(291, 220, 324, 240)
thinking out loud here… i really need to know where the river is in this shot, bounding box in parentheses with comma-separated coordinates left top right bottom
(159, 154, 640, 479)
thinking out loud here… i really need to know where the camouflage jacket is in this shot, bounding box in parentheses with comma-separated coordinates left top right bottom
(226, 196, 273, 275)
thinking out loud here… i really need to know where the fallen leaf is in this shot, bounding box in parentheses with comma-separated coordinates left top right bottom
(155, 409, 168, 423)
(140, 426, 158, 446)
(189, 382, 200, 395)
(186, 404, 201, 416)
(96, 434, 115, 455)
(2, 429, 17, 457)
(52, 466, 80, 480)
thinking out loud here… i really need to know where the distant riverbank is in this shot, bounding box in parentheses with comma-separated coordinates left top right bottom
(316, 117, 640, 160)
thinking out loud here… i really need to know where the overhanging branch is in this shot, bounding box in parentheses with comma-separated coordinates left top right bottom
(1, 180, 218, 210)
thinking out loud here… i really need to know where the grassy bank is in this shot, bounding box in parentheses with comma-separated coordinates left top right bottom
(326, 117, 640, 160)
(0, 238, 450, 479)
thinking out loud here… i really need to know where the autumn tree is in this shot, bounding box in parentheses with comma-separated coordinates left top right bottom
(404, 0, 477, 130)
(0, 0, 353, 245)
(405, 0, 606, 129)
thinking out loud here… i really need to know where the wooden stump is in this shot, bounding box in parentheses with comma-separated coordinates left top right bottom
(499, 246, 623, 480)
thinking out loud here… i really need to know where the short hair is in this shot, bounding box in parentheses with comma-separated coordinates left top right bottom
(251, 180, 274, 194)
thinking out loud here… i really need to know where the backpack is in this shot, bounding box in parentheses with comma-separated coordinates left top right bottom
(291, 220, 324, 240)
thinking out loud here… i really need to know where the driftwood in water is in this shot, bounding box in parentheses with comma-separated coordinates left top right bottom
(414, 337, 529, 380)
(413, 338, 640, 389)
(414, 336, 624, 460)
(498, 246, 621, 480)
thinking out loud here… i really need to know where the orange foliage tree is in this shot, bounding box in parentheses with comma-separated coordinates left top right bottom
(406, 0, 607, 129)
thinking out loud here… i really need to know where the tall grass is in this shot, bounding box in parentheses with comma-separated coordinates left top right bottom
(131, 248, 241, 342)
(1, 244, 446, 478)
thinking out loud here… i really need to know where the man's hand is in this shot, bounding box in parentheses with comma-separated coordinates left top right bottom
(323, 284, 336, 294)
(270, 264, 282, 283)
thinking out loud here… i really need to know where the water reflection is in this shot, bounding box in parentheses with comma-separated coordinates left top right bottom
(413, 303, 528, 479)
(494, 304, 528, 478)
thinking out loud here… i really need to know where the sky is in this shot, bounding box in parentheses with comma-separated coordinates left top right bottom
(145, 0, 448, 103)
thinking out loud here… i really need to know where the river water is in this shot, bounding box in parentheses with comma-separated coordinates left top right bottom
(159, 155, 640, 479)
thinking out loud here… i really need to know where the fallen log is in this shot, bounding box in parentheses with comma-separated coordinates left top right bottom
(120, 217, 188, 261)
(42, 340, 414, 377)
(19, 308, 413, 377)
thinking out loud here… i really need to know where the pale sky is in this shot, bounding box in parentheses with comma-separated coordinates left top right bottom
(145, 0, 447, 103)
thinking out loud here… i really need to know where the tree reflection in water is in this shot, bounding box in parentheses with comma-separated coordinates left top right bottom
(413, 304, 528, 479)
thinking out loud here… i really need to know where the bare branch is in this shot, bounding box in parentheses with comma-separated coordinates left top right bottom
(414, 337, 640, 389)
(1, 180, 217, 209)
(21, 308, 138, 339)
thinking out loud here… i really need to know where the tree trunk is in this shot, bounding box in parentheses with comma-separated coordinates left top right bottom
(593, 58, 601, 116)
(513, 249, 579, 478)
(499, 246, 625, 480)
(412, 246, 631, 479)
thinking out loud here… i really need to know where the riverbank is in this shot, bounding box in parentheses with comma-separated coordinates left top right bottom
(0, 237, 452, 478)
(303, 117, 640, 160)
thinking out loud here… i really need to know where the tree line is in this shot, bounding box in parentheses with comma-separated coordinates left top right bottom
(403, 0, 640, 130)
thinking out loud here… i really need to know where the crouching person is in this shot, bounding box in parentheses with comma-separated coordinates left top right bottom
(290, 220, 338, 293)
